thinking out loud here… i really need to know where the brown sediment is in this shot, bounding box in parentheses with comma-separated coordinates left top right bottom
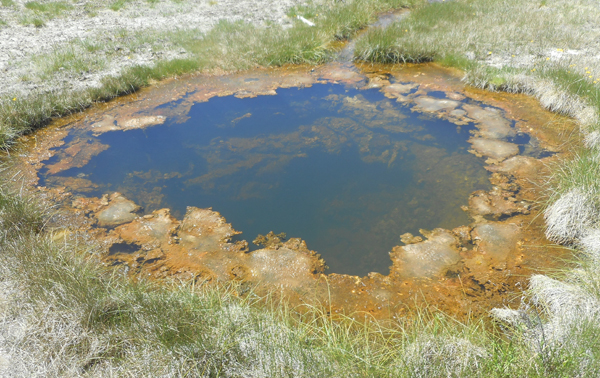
(9, 62, 577, 321)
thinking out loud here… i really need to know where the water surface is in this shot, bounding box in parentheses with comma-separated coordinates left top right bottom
(40, 83, 492, 276)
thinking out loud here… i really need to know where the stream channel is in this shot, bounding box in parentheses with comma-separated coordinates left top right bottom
(12, 12, 577, 319)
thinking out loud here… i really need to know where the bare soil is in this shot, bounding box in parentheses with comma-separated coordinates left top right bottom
(0, 0, 314, 98)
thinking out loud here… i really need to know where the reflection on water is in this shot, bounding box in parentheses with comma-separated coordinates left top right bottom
(40, 83, 491, 276)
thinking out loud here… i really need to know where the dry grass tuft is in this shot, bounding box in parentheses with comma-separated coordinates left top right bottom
(544, 188, 598, 244)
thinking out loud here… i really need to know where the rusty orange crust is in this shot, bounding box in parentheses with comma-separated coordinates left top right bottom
(11, 62, 577, 320)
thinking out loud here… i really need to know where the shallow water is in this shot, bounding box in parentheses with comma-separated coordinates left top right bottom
(39, 82, 495, 276)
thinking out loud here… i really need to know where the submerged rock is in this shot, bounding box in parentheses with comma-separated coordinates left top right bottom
(96, 193, 141, 227)
(91, 115, 119, 133)
(463, 104, 515, 139)
(472, 222, 521, 261)
(362, 75, 390, 89)
(247, 238, 326, 288)
(390, 229, 461, 279)
(318, 64, 365, 84)
(468, 190, 529, 219)
(449, 109, 467, 118)
(179, 207, 240, 251)
(469, 137, 519, 161)
(100, 204, 326, 289)
(45, 137, 109, 175)
(115, 208, 179, 250)
(486, 155, 543, 177)
(400, 232, 423, 245)
(382, 83, 419, 97)
(119, 115, 166, 129)
(413, 96, 460, 112)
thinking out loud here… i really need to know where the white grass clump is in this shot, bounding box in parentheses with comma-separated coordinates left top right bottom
(527, 79, 598, 129)
(214, 304, 330, 378)
(400, 335, 487, 377)
(490, 307, 531, 329)
(580, 228, 600, 261)
(544, 188, 597, 244)
(0, 283, 103, 377)
(493, 274, 600, 366)
(584, 130, 600, 149)
(529, 275, 598, 322)
(465, 70, 599, 132)
(573, 228, 600, 301)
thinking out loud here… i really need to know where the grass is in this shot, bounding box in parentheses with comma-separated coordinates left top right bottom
(0, 0, 14, 6)
(109, 0, 132, 11)
(548, 148, 600, 205)
(109, 0, 171, 11)
(19, 15, 46, 27)
(354, 0, 600, 98)
(24, 1, 72, 14)
(35, 46, 108, 77)
(80, 38, 103, 53)
(18, 1, 73, 26)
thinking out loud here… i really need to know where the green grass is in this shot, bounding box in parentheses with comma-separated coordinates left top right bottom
(109, 0, 132, 11)
(547, 147, 600, 206)
(80, 39, 103, 53)
(19, 15, 46, 27)
(0, 0, 14, 6)
(24, 1, 72, 13)
(82, 2, 101, 17)
(18, 1, 73, 26)
(24, 0, 72, 16)
(539, 66, 600, 123)
(35, 46, 107, 77)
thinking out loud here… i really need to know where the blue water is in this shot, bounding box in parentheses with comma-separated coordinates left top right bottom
(40, 83, 492, 276)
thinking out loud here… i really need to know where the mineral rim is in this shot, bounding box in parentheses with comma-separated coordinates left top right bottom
(12, 62, 577, 320)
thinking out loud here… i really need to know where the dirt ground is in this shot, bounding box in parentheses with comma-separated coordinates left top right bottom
(0, 0, 316, 97)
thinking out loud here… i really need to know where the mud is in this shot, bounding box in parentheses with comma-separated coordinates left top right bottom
(10, 62, 577, 320)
